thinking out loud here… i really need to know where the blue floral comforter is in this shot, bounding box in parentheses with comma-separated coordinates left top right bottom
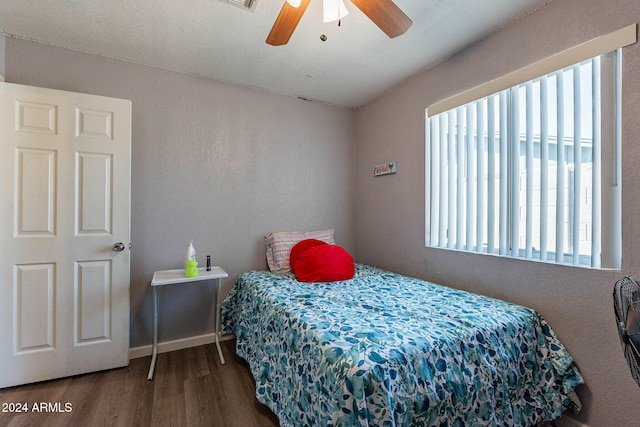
(221, 264, 583, 426)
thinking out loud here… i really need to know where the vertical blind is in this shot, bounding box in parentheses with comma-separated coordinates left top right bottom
(426, 52, 621, 269)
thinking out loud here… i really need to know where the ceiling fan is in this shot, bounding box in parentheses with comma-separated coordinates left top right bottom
(266, 0, 412, 46)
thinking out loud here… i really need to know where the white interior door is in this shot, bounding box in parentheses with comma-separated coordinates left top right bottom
(0, 82, 131, 388)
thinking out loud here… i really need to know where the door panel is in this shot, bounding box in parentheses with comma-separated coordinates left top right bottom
(14, 263, 55, 353)
(76, 107, 113, 139)
(16, 100, 57, 134)
(75, 260, 112, 344)
(15, 148, 57, 236)
(0, 82, 131, 388)
(76, 152, 112, 235)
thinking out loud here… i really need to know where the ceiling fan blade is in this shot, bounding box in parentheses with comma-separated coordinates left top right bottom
(350, 0, 412, 38)
(266, 0, 312, 46)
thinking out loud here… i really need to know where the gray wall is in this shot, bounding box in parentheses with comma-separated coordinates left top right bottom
(354, 1, 640, 426)
(3, 37, 355, 348)
(0, 33, 5, 79)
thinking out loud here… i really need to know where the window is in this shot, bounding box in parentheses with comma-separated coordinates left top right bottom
(426, 26, 637, 269)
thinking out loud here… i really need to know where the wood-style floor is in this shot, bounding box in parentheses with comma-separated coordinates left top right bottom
(0, 339, 280, 427)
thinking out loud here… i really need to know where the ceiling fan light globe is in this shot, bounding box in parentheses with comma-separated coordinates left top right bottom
(323, 0, 349, 23)
(286, 0, 302, 7)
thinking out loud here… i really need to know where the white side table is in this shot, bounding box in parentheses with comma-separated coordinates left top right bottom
(147, 266, 228, 381)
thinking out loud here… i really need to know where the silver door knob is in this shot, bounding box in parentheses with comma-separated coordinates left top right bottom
(113, 242, 126, 252)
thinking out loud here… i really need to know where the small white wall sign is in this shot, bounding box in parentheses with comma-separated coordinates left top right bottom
(373, 162, 397, 177)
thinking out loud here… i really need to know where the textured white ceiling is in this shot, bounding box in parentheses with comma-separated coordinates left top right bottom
(0, 0, 548, 108)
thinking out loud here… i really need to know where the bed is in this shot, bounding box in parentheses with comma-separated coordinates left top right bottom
(221, 263, 584, 426)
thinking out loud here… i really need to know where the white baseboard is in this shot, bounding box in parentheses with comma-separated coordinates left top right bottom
(129, 332, 234, 360)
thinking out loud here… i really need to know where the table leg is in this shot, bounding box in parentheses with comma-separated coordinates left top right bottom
(147, 286, 158, 381)
(215, 278, 226, 365)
